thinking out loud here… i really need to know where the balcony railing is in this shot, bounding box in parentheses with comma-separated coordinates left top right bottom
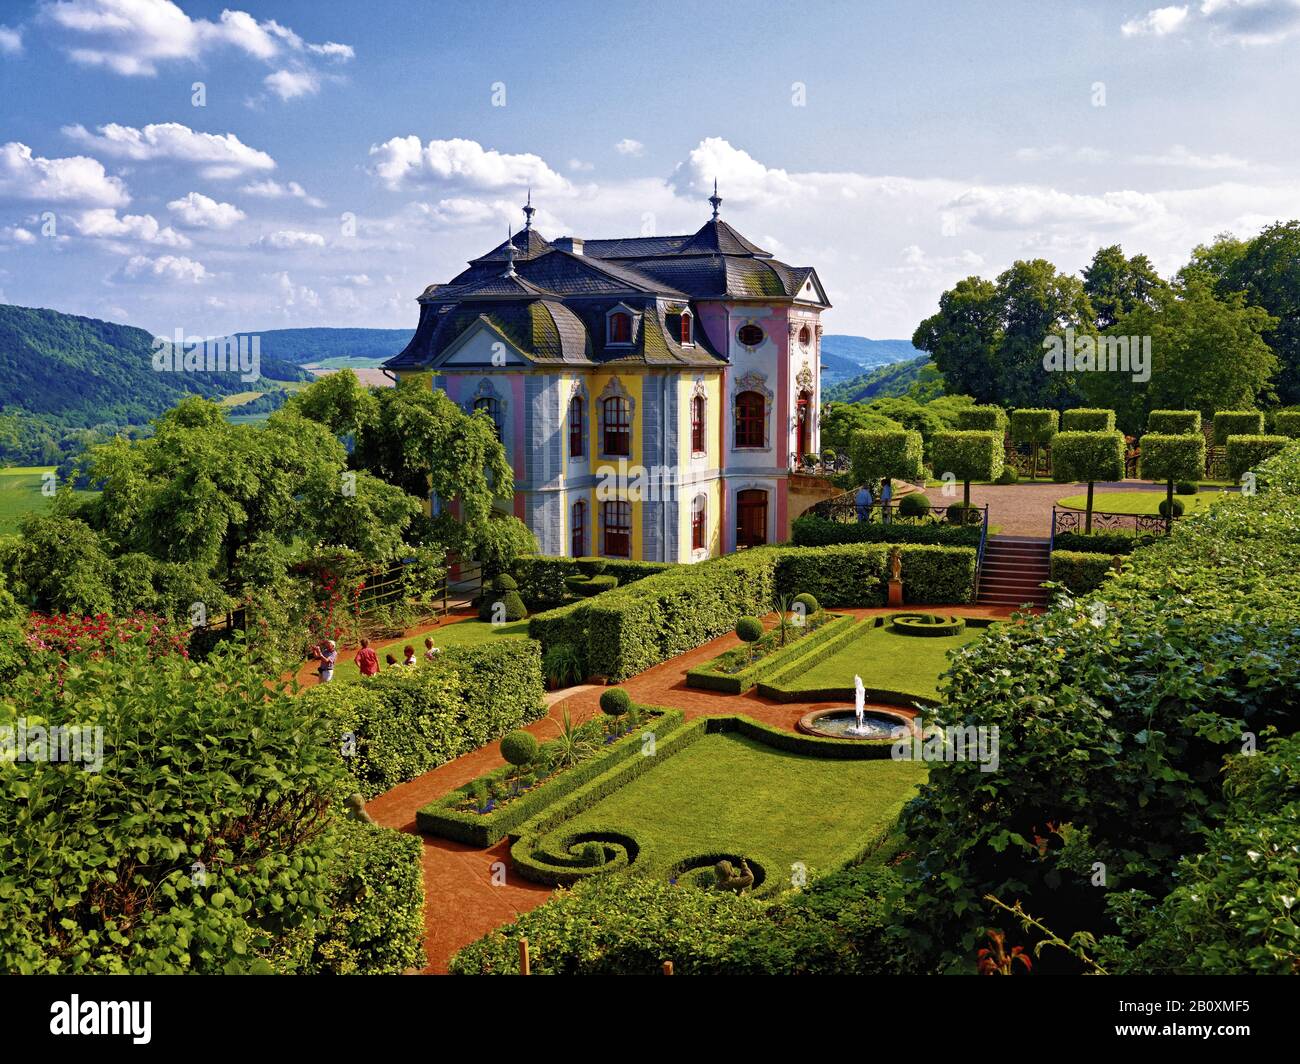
(1050, 507, 1174, 542)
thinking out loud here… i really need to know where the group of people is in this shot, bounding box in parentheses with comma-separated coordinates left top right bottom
(309, 634, 441, 683)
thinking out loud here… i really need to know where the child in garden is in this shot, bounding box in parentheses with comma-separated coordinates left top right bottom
(402, 645, 417, 666)
(355, 638, 379, 678)
(424, 635, 440, 662)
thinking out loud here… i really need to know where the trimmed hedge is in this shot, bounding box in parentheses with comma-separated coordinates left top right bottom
(1273, 409, 1300, 439)
(309, 819, 426, 975)
(930, 431, 1004, 487)
(301, 641, 547, 797)
(1049, 549, 1119, 596)
(956, 406, 1008, 432)
(565, 574, 618, 597)
(1009, 408, 1059, 443)
(1226, 434, 1289, 480)
(1139, 433, 1205, 484)
(686, 612, 857, 693)
(416, 707, 685, 846)
(1061, 408, 1116, 432)
(849, 428, 924, 485)
(513, 555, 671, 608)
(1147, 409, 1200, 435)
(1052, 531, 1147, 555)
(1050, 430, 1125, 484)
(790, 513, 981, 548)
(1213, 410, 1264, 445)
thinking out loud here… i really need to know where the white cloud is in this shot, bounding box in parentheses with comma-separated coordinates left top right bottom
(240, 178, 324, 207)
(344, 273, 372, 286)
(264, 68, 320, 100)
(1133, 143, 1252, 169)
(74, 207, 190, 247)
(256, 229, 326, 249)
(0, 141, 130, 206)
(167, 191, 245, 229)
(1014, 145, 1111, 164)
(614, 138, 644, 157)
(947, 186, 1168, 230)
(63, 122, 275, 179)
(1121, 5, 1190, 36)
(2, 226, 36, 244)
(0, 24, 23, 54)
(271, 270, 319, 308)
(40, 0, 355, 76)
(368, 136, 569, 192)
(568, 158, 594, 172)
(673, 136, 804, 206)
(118, 253, 208, 283)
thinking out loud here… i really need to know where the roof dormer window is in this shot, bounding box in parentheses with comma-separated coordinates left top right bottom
(608, 311, 632, 345)
(680, 311, 694, 345)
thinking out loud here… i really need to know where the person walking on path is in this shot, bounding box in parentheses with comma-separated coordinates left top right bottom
(311, 639, 337, 684)
(355, 638, 379, 678)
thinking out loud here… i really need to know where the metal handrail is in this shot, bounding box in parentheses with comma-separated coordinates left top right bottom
(974, 504, 990, 599)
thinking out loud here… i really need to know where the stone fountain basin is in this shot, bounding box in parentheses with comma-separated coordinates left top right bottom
(796, 706, 917, 741)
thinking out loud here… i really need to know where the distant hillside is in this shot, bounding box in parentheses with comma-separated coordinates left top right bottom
(824, 355, 934, 403)
(0, 304, 309, 466)
(226, 327, 414, 364)
(820, 335, 924, 369)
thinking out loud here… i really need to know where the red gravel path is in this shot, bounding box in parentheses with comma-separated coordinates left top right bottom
(363, 603, 1023, 974)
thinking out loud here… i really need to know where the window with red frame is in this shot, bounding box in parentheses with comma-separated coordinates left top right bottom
(608, 312, 632, 344)
(569, 395, 584, 458)
(571, 499, 586, 557)
(680, 312, 693, 344)
(691, 494, 707, 550)
(690, 394, 706, 453)
(602, 396, 631, 456)
(603, 500, 631, 558)
(734, 390, 765, 448)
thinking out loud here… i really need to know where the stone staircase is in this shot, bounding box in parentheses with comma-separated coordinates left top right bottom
(976, 535, 1051, 608)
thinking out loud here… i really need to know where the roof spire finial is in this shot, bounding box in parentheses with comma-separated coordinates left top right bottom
(504, 225, 518, 278)
(709, 178, 722, 220)
(523, 187, 535, 231)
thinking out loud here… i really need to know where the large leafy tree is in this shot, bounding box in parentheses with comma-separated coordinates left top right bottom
(1219, 220, 1300, 404)
(994, 259, 1092, 409)
(1082, 245, 1166, 330)
(912, 276, 1001, 403)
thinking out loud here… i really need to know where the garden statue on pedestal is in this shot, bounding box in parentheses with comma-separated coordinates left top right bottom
(888, 548, 904, 607)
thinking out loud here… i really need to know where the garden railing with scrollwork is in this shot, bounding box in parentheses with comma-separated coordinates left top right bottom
(1050, 507, 1173, 542)
(807, 497, 988, 528)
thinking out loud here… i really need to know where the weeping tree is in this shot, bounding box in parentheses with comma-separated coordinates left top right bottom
(1140, 433, 1205, 532)
(1051, 431, 1126, 533)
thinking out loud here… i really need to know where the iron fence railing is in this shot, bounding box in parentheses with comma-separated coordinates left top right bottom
(1051, 507, 1174, 539)
(789, 451, 851, 476)
(807, 496, 988, 528)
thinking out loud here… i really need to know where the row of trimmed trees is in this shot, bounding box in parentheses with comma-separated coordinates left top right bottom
(851, 405, 1295, 533)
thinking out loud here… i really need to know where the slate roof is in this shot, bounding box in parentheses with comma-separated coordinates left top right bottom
(386, 211, 827, 372)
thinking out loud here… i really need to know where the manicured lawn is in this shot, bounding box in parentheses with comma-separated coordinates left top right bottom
(0, 467, 96, 535)
(794, 618, 985, 702)
(548, 731, 927, 882)
(1056, 489, 1229, 516)
(328, 618, 529, 682)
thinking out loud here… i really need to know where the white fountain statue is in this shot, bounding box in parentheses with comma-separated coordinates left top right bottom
(851, 674, 868, 735)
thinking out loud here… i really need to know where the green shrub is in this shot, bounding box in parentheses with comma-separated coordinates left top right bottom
(850, 429, 924, 487)
(301, 640, 546, 796)
(994, 466, 1019, 485)
(1140, 433, 1205, 486)
(956, 406, 1008, 433)
(541, 642, 584, 687)
(564, 573, 619, 597)
(792, 592, 820, 615)
(1061, 408, 1116, 432)
(1213, 410, 1264, 445)
(513, 555, 669, 607)
(1273, 409, 1300, 439)
(579, 558, 608, 576)
(1175, 482, 1197, 495)
(500, 729, 539, 767)
(931, 431, 1004, 505)
(494, 573, 518, 590)
(1146, 409, 1200, 435)
(1009, 409, 1058, 443)
(1225, 434, 1289, 480)
(479, 580, 528, 622)
(735, 616, 763, 643)
(1050, 549, 1118, 595)
(1051, 431, 1126, 532)
(898, 492, 930, 516)
(599, 687, 632, 716)
(790, 514, 980, 548)
(1158, 497, 1185, 518)
(1052, 531, 1145, 555)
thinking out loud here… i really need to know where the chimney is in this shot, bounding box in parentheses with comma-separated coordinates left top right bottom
(555, 236, 584, 256)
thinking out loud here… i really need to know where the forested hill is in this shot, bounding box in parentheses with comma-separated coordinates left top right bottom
(225, 326, 414, 364)
(0, 304, 307, 464)
(824, 355, 934, 402)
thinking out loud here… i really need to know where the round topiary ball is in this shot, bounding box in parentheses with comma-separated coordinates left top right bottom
(945, 502, 971, 525)
(1159, 497, 1185, 518)
(792, 592, 820, 616)
(500, 729, 538, 767)
(599, 687, 632, 716)
(898, 492, 930, 516)
(1175, 481, 1198, 496)
(735, 616, 763, 643)
(579, 841, 607, 867)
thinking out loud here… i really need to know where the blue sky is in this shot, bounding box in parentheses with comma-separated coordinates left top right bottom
(2, 0, 1299, 339)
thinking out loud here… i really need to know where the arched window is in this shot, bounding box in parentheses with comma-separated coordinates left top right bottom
(568, 395, 585, 459)
(602, 396, 631, 457)
(608, 311, 632, 344)
(796, 389, 813, 461)
(734, 391, 765, 448)
(473, 396, 501, 439)
(571, 499, 586, 558)
(737, 323, 764, 348)
(602, 500, 631, 558)
(680, 311, 693, 345)
(798, 324, 811, 347)
(691, 493, 707, 551)
(736, 488, 768, 549)
(690, 393, 706, 454)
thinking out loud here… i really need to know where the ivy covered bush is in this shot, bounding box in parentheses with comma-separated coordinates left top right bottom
(1049, 549, 1118, 595)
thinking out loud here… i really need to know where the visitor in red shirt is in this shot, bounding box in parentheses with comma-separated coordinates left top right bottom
(355, 637, 379, 678)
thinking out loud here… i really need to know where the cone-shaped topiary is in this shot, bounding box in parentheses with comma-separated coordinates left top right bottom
(599, 687, 632, 716)
(494, 573, 518, 591)
(500, 729, 538, 767)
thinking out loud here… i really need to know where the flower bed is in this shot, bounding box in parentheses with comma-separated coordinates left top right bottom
(416, 704, 684, 847)
(685, 612, 855, 694)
